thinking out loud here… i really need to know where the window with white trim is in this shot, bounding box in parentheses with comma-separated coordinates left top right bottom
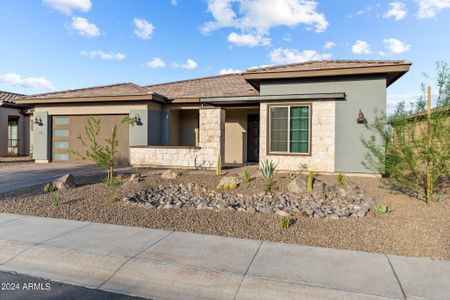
(269, 105, 310, 154)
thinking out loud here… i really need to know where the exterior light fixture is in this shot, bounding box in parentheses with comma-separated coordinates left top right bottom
(34, 116, 43, 126)
(356, 109, 367, 124)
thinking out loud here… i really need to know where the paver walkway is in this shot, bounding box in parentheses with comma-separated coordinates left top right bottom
(0, 213, 448, 300)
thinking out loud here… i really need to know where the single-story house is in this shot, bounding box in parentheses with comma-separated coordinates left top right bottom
(16, 60, 411, 174)
(0, 91, 31, 157)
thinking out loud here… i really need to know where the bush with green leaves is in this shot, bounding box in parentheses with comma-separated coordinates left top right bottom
(106, 175, 123, 189)
(336, 173, 345, 185)
(288, 171, 296, 180)
(279, 216, 293, 229)
(70, 117, 119, 184)
(242, 166, 250, 183)
(361, 61, 450, 203)
(260, 159, 277, 178)
(52, 195, 61, 206)
(43, 183, 53, 193)
(372, 204, 389, 215)
(298, 163, 308, 172)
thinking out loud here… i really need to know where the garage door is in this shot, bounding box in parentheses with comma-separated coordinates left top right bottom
(52, 115, 129, 165)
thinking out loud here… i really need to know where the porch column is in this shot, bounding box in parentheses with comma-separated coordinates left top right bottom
(33, 111, 51, 163)
(199, 108, 225, 168)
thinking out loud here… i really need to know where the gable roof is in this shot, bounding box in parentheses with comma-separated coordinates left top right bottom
(20, 82, 153, 100)
(0, 91, 24, 104)
(145, 73, 259, 99)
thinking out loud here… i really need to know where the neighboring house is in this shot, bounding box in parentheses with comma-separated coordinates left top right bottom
(16, 60, 411, 174)
(0, 91, 31, 157)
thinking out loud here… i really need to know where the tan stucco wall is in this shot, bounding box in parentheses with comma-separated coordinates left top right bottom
(0, 107, 30, 156)
(259, 101, 335, 172)
(131, 108, 224, 169)
(224, 108, 259, 164)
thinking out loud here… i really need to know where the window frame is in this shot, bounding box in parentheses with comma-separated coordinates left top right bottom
(267, 103, 312, 156)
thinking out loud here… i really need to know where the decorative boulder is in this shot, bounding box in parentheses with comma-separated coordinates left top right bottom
(287, 176, 308, 194)
(161, 170, 179, 179)
(218, 176, 239, 189)
(52, 173, 76, 191)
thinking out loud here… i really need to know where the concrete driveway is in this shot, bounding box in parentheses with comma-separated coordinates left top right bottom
(0, 163, 101, 194)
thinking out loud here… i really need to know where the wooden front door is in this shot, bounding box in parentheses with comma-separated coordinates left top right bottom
(247, 114, 260, 162)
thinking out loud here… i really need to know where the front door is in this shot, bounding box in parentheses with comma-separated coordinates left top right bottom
(247, 114, 259, 162)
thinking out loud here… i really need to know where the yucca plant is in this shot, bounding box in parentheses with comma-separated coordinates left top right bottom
(373, 204, 390, 215)
(260, 159, 277, 178)
(242, 166, 250, 183)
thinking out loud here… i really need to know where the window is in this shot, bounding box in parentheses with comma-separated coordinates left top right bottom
(54, 117, 69, 125)
(269, 105, 310, 154)
(54, 129, 69, 137)
(54, 141, 69, 149)
(54, 153, 69, 161)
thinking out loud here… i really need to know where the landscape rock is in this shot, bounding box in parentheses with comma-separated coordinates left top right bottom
(122, 179, 375, 219)
(52, 174, 76, 191)
(218, 176, 239, 187)
(161, 170, 179, 179)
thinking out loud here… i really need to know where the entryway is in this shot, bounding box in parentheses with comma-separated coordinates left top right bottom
(247, 114, 259, 162)
(7, 117, 18, 156)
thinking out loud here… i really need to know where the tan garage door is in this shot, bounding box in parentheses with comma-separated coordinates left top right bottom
(52, 115, 129, 165)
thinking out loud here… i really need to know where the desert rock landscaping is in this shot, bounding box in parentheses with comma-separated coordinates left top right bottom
(0, 167, 448, 260)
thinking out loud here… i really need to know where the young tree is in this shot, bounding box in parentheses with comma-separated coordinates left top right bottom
(70, 117, 118, 183)
(361, 62, 450, 203)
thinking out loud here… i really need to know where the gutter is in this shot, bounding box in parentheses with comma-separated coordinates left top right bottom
(200, 92, 346, 104)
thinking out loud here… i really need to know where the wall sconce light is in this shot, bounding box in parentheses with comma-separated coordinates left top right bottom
(356, 109, 367, 124)
(34, 116, 43, 126)
(135, 115, 142, 126)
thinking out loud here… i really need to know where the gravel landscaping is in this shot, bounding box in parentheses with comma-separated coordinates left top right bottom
(0, 167, 448, 260)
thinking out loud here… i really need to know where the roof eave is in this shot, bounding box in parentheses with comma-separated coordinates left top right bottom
(15, 93, 167, 105)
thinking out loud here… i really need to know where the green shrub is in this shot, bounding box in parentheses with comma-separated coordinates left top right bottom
(279, 216, 293, 229)
(373, 204, 389, 215)
(242, 167, 250, 183)
(133, 169, 143, 181)
(51, 195, 61, 206)
(216, 184, 224, 190)
(43, 183, 53, 193)
(336, 173, 345, 185)
(106, 175, 123, 189)
(307, 172, 314, 193)
(288, 171, 296, 180)
(223, 183, 230, 190)
(260, 159, 277, 178)
(298, 163, 308, 172)
(263, 178, 278, 192)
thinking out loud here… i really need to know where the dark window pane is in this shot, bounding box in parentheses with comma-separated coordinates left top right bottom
(290, 106, 309, 153)
(270, 107, 288, 152)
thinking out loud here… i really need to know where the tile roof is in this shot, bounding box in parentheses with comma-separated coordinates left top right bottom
(0, 91, 25, 104)
(246, 60, 411, 73)
(20, 83, 152, 100)
(145, 73, 259, 99)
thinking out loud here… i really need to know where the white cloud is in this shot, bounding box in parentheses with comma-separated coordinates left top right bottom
(0, 73, 56, 91)
(324, 41, 336, 49)
(202, 0, 328, 47)
(384, 2, 407, 20)
(133, 18, 154, 39)
(219, 68, 243, 75)
(70, 16, 100, 37)
(379, 51, 387, 56)
(351, 40, 372, 54)
(383, 38, 411, 54)
(81, 50, 125, 60)
(269, 48, 332, 64)
(227, 32, 271, 47)
(146, 57, 166, 68)
(174, 59, 198, 70)
(416, 0, 450, 18)
(43, 0, 91, 15)
(170, 0, 177, 5)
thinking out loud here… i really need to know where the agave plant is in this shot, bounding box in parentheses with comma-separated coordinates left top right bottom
(260, 159, 277, 178)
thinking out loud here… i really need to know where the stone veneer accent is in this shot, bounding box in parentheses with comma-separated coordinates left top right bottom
(130, 108, 225, 169)
(259, 101, 335, 172)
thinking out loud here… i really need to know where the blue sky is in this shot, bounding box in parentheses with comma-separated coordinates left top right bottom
(0, 0, 449, 112)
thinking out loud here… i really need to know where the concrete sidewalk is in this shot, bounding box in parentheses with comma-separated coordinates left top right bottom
(0, 213, 448, 300)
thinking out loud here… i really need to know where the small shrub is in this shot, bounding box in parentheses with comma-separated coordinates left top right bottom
(373, 204, 389, 215)
(436, 194, 445, 203)
(133, 169, 143, 181)
(216, 184, 224, 190)
(263, 178, 278, 192)
(51, 195, 61, 206)
(279, 216, 292, 229)
(216, 154, 222, 176)
(43, 183, 53, 193)
(307, 172, 314, 193)
(229, 182, 238, 190)
(336, 173, 345, 185)
(223, 183, 230, 190)
(242, 167, 250, 183)
(106, 175, 123, 189)
(288, 171, 296, 180)
(260, 159, 277, 178)
(298, 163, 308, 172)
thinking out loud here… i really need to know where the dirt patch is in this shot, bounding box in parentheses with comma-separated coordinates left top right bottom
(0, 169, 448, 260)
